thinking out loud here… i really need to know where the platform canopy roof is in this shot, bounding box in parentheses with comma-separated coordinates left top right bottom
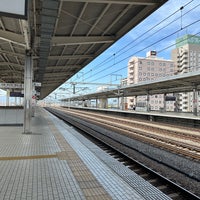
(0, 0, 167, 99)
(64, 71, 200, 101)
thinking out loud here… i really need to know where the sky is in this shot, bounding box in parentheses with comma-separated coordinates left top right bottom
(48, 0, 200, 100)
(1, 0, 199, 103)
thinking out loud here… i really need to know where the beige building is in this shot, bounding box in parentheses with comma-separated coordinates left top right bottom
(127, 51, 175, 111)
(171, 34, 200, 113)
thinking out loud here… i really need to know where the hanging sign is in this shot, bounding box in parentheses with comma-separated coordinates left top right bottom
(0, 0, 27, 19)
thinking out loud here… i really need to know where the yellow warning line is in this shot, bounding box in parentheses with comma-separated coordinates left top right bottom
(0, 154, 57, 160)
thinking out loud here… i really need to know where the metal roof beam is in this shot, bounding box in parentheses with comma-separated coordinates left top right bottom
(0, 30, 25, 46)
(0, 70, 22, 74)
(46, 65, 81, 70)
(0, 62, 23, 68)
(52, 36, 115, 46)
(48, 54, 93, 60)
(0, 50, 25, 58)
(42, 82, 63, 86)
(60, 0, 159, 5)
(116, 4, 158, 37)
(44, 72, 69, 77)
(71, 3, 88, 36)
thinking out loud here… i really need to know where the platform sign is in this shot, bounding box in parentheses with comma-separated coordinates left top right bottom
(0, 83, 23, 89)
(10, 92, 24, 97)
(33, 82, 42, 87)
(0, 0, 27, 19)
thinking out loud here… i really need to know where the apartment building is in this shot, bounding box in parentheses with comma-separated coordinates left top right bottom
(171, 34, 200, 112)
(127, 51, 175, 111)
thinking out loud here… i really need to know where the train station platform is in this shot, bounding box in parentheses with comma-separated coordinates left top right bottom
(66, 106, 200, 128)
(0, 106, 171, 200)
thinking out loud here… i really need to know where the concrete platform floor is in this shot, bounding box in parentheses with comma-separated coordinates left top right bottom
(0, 107, 171, 200)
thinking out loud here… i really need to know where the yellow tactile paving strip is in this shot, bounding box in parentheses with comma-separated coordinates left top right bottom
(46, 116, 112, 200)
(0, 154, 57, 160)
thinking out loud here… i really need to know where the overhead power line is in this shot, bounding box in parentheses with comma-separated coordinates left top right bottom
(72, 0, 195, 82)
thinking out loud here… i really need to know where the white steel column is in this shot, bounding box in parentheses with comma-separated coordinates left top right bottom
(6, 89, 10, 106)
(23, 51, 33, 134)
(117, 97, 120, 109)
(15, 97, 17, 106)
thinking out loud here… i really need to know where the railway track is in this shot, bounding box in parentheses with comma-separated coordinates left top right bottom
(46, 107, 200, 200)
(55, 107, 200, 161)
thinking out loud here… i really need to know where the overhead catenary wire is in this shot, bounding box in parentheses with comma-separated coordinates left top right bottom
(71, 0, 195, 82)
(63, 0, 200, 95)
(89, 21, 200, 83)
(75, 5, 198, 85)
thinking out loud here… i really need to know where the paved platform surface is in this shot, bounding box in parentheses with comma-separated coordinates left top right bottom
(0, 107, 171, 200)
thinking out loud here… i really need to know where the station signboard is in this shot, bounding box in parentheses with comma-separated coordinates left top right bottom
(33, 82, 42, 87)
(0, 82, 41, 89)
(0, 83, 23, 89)
(10, 92, 24, 97)
(0, 0, 27, 19)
